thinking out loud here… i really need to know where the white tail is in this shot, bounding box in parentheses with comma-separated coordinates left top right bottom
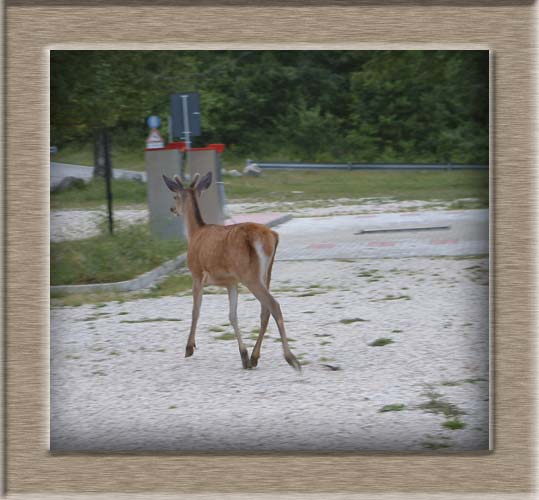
(163, 172, 300, 371)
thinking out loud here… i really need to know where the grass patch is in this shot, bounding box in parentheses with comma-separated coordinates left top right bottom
(418, 391, 464, 418)
(144, 274, 192, 297)
(52, 166, 488, 210)
(379, 403, 406, 412)
(319, 356, 335, 363)
(54, 143, 146, 171)
(296, 289, 327, 297)
(440, 380, 461, 387)
(120, 318, 183, 324)
(357, 269, 379, 278)
(210, 326, 226, 333)
(51, 223, 186, 285)
(224, 170, 488, 205)
(340, 318, 369, 324)
(214, 332, 237, 341)
(464, 377, 487, 384)
(422, 441, 450, 450)
(369, 337, 394, 347)
(51, 273, 192, 307)
(372, 294, 411, 302)
(51, 177, 147, 210)
(443, 419, 466, 430)
(440, 377, 487, 387)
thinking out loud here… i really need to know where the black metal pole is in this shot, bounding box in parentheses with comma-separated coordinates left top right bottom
(102, 128, 114, 235)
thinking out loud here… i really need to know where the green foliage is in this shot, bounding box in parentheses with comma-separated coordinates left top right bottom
(51, 50, 489, 164)
(51, 168, 489, 211)
(51, 177, 147, 209)
(50, 223, 186, 285)
(443, 419, 466, 430)
(53, 143, 146, 171)
(379, 404, 406, 412)
(369, 338, 394, 347)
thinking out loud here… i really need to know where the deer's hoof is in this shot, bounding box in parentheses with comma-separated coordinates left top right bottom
(185, 345, 195, 358)
(250, 355, 259, 368)
(285, 353, 302, 372)
(241, 349, 252, 369)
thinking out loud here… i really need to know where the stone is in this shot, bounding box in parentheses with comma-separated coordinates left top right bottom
(52, 176, 86, 193)
(243, 163, 262, 176)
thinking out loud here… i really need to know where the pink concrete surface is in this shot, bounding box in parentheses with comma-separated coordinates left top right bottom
(224, 212, 290, 227)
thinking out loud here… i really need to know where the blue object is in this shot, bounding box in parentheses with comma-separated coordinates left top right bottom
(147, 115, 161, 128)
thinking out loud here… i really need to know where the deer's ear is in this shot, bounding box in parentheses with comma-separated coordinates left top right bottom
(163, 175, 182, 192)
(196, 172, 213, 193)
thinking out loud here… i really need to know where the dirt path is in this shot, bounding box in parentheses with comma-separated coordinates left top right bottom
(51, 255, 489, 451)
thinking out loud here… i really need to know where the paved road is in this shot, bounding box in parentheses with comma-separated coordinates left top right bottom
(50, 162, 146, 189)
(276, 209, 488, 260)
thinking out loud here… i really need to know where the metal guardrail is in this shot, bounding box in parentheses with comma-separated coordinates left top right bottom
(252, 162, 488, 171)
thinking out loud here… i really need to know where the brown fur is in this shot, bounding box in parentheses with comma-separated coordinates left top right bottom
(188, 222, 278, 287)
(163, 172, 300, 371)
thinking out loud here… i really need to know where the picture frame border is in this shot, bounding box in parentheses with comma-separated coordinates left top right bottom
(2, 2, 536, 498)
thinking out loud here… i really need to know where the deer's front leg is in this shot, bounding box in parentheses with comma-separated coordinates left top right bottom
(186, 278, 203, 357)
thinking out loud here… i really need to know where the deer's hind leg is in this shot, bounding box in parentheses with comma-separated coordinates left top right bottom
(185, 277, 203, 357)
(227, 284, 251, 369)
(246, 280, 301, 372)
(250, 250, 275, 368)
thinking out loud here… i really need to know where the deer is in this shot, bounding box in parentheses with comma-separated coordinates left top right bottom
(162, 172, 301, 372)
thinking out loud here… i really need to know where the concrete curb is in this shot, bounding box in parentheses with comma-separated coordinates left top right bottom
(263, 213, 293, 228)
(51, 254, 187, 295)
(50, 214, 293, 295)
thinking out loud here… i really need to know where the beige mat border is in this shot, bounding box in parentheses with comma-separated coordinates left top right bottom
(3, 2, 537, 498)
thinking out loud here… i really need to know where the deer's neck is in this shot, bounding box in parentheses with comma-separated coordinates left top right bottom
(184, 192, 206, 240)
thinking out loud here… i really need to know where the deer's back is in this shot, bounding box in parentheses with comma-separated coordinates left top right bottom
(188, 222, 278, 285)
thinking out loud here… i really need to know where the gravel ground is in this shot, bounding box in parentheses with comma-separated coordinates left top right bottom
(50, 198, 479, 242)
(51, 255, 489, 452)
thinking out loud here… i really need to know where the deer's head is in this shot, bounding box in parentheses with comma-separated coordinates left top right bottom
(162, 172, 212, 216)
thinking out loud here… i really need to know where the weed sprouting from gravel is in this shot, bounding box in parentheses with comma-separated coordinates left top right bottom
(120, 318, 183, 324)
(443, 419, 466, 430)
(419, 390, 464, 418)
(379, 404, 406, 412)
(464, 377, 487, 384)
(369, 338, 394, 347)
(209, 326, 225, 333)
(340, 318, 369, 324)
(441, 380, 461, 387)
(319, 356, 335, 363)
(215, 332, 236, 341)
(422, 441, 450, 450)
(372, 294, 411, 302)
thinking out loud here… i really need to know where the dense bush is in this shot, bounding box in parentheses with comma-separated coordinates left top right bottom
(51, 50, 489, 164)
